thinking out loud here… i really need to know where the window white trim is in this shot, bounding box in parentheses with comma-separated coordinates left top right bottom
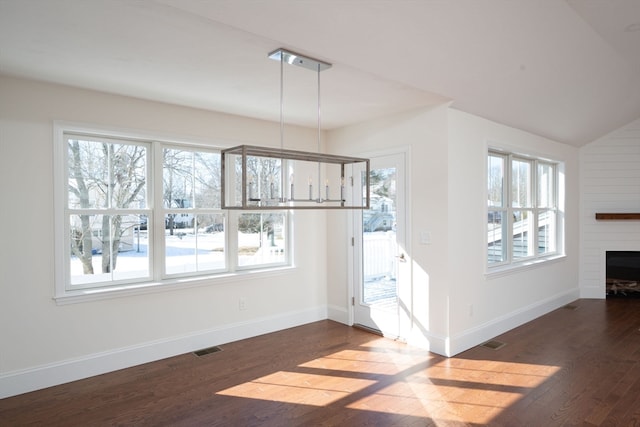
(53, 121, 293, 304)
(54, 266, 296, 305)
(486, 145, 565, 274)
(484, 254, 567, 279)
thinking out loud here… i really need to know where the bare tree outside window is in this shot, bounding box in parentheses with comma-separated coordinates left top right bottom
(58, 128, 290, 296)
(67, 137, 147, 283)
(162, 147, 226, 275)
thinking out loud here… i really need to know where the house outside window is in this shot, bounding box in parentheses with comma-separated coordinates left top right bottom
(487, 149, 561, 269)
(55, 125, 290, 302)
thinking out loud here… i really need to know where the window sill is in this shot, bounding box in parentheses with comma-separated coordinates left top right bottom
(485, 254, 566, 279)
(54, 266, 295, 305)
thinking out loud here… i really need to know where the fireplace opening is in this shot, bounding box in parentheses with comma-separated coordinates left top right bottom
(606, 251, 640, 298)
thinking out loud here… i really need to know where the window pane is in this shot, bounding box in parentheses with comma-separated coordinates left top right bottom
(488, 154, 505, 264)
(488, 154, 504, 208)
(70, 214, 149, 286)
(163, 148, 194, 209)
(163, 148, 221, 209)
(245, 157, 283, 203)
(238, 213, 286, 267)
(512, 159, 532, 208)
(111, 143, 147, 208)
(487, 210, 506, 264)
(363, 166, 398, 307)
(68, 139, 107, 208)
(538, 210, 556, 254)
(67, 137, 147, 209)
(193, 151, 221, 208)
(165, 213, 225, 275)
(537, 162, 554, 208)
(512, 210, 534, 259)
(165, 212, 194, 274)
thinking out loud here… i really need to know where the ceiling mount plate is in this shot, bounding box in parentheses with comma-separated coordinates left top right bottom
(268, 48, 332, 72)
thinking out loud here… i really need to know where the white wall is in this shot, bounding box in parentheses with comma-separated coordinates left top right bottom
(0, 75, 328, 398)
(0, 73, 587, 397)
(447, 109, 580, 355)
(326, 106, 581, 356)
(579, 119, 640, 298)
(326, 105, 451, 353)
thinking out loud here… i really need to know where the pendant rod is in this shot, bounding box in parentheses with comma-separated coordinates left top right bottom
(317, 62, 322, 201)
(280, 50, 285, 202)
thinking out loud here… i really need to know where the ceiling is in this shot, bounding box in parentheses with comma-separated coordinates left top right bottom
(1, 0, 639, 147)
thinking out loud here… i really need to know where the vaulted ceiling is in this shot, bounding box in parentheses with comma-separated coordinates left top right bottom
(1, 0, 639, 147)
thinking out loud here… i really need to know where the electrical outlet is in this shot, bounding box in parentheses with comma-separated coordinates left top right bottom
(239, 297, 247, 311)
(468, 304, 474, 317)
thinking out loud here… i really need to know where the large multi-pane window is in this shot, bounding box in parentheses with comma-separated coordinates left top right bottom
(56, 128, 290, 299)
(162, 147, 226, 276)
(487, 150, 560, 268)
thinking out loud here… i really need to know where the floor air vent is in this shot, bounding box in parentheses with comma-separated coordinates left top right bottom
(563, 303, 578, 310)
(481, 340, 506, 350)
(194, 346, 223, 357)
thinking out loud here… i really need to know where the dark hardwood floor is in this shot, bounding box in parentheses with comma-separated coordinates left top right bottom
(2, 298, 640, 426)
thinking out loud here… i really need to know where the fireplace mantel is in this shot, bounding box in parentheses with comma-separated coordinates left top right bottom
(595, 213, 640, 220)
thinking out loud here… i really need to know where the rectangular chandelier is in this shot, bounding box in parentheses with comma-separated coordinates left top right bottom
(220, 48, 371, 210)
(221, 144, 370, 210)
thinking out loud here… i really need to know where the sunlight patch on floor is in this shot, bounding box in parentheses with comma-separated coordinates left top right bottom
(216, 371, 376, 406)
(215, 339, 563, 425)
(441, 358, 562, 377)
(424, 361, 560, 388)
(309, 348, 424, 366)
(346, 380, 523, 423)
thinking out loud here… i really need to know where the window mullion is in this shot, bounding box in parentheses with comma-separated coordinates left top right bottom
(532, 160, 539, 256)
(506, 154, 513, 264)
(153, 141, 164, 280)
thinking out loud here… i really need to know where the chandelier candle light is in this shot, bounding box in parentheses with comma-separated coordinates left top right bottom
(220, 48, 370, 210)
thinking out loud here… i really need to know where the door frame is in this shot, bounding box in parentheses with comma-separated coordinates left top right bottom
(348, 146, 412, 340)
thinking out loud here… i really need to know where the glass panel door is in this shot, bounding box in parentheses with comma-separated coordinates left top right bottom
(353, 153, 405, 338)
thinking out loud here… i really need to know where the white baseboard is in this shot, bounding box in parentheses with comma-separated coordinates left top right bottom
(580, 286, 605, 299)
(406, 329, 448, 355)
(447, 288, 580, 357)
(327, 304, 349, 325)
(0, 306, 328, 399)
(2, 290, 586, 398)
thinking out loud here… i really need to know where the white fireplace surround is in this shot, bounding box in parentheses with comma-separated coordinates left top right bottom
(600, 246, 640, 298)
